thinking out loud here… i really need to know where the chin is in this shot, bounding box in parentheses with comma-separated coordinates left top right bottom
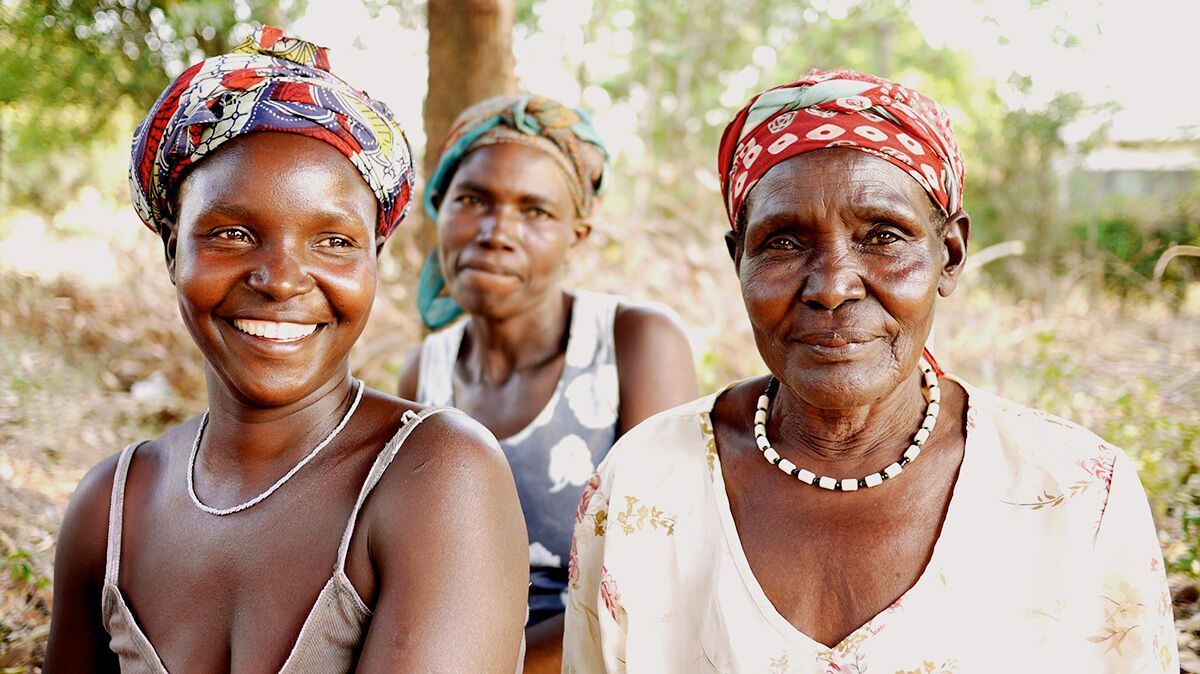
(452, 288, 523, 321)
(779, 359, 904, 409)
(207, 366, 334, 409)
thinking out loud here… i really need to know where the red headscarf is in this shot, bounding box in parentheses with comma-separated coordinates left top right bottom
(717, 69, 965, 230)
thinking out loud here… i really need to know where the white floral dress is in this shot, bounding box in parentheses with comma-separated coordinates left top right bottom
(563, 380, 1178, 674)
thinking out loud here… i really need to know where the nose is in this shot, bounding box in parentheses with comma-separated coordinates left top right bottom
(475, 205, 519, 251)
(800, 245, 866, 311)
(246, 243, 315, 301)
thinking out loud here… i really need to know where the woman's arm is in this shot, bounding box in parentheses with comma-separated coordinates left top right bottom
(1091, 449, 1178, 673)
(44, 456, 122, 673)
(355, 411, 528, 672)
(396, 346, 421, 401)
(613, 303, 698, 435)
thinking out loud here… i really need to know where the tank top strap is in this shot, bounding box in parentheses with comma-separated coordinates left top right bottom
(416, 320, 467, 407)
(104, 441, 147, 594)
(564, 289, 621, 368)
(334, 406, 462, 570)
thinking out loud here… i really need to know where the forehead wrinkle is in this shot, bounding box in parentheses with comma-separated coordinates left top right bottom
(746, 150, 931, 229)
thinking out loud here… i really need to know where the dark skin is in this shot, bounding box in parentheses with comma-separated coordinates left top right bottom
(398, 143, 697, 672)
(711, 149, 971, 648)
(46, 133, 529, 673)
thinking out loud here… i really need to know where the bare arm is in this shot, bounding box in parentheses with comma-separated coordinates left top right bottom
(44, 456, 122, 673)
(613, 303, 698, 435)
(396, 346, 421, 401)
(355, 411, 528, 672)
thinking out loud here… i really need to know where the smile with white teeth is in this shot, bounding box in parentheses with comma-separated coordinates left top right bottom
(231, 319, 319, 342)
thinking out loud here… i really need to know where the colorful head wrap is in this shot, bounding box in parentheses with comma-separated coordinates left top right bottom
(130, 26, 415, 243)
(424, 95, 607, 220)
(417, 94, 608, 329)
(718, 69, 965, 231)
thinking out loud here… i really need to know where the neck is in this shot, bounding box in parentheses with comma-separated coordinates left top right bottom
(769, 369, 927, 471)
(199, 367, 358, 473)
(463, 289, 570, 386)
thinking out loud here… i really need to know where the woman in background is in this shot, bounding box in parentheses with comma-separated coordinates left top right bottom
(46, 28, 528, 672)
(399, 94, 698, 672)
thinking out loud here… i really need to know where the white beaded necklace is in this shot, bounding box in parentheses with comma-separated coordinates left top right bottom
(753, 358, 939, 491)
(187, 379, 365, 516)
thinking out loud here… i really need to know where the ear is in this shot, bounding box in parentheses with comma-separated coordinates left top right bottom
(161, 219, 179, 286)
(571, 219, 593, 246)
(937, 210, 971, 298)
(724, 230, 742, 272)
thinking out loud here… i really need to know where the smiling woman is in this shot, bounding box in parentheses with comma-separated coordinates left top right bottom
(43, 27, 529, 673)
(562, 69, 1178, 673)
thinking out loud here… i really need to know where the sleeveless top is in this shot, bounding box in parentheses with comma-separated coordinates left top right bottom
(417, 289, 622, 625)
(102, 406, 454, 673)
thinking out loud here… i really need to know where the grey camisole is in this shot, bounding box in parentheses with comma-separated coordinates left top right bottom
(416, 289, 623, 624)
(101, 406, 453, 672)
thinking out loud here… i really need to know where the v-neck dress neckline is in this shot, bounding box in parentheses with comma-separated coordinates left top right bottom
(703, 379, 981, 653)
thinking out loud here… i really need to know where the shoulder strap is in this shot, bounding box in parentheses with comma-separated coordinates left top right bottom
(416, 321, 467, 406)
(564, 290, 621, 369)
(104, 441, 146, 589)
(334, 407, 464, 570)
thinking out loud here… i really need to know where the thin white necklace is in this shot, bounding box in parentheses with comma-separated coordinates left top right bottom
(187, 379, 365, 516)
(753, 358, 939, 491)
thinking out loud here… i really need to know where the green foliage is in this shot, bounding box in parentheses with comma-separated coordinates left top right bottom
(1070, 186, 1200, 295)
(0, 0, 307, 214)
(5, 551, 50, 590)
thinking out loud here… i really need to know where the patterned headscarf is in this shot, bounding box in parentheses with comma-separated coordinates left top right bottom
(718, 69, 965, 230)
(424, 95, 607, 220)
(417, 94, 608, 329)
(130, 26, 415, 244)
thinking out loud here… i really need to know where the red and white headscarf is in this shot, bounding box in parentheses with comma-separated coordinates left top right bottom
(718, 69, 965, 230)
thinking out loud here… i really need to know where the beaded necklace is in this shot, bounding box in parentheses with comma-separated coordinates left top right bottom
(187, 379, 365, 515)
(753, 359, 939, 491)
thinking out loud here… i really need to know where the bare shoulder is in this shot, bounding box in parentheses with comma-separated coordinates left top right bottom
(362, 407, 517, 525)
(613, 300, 689, 344)
(613, 300, 698, 432)
(396, 345, 422, 400)
(59, 452, 123, 576)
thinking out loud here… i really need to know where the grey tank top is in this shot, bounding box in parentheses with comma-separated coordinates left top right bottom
(416, 289, 622, 624)
(101, 406, 453, 673)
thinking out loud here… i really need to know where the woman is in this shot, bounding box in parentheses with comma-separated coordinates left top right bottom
(563, 70, 1178, 673)
(398, 95, 697, 672)
(45, 28, 528, 672)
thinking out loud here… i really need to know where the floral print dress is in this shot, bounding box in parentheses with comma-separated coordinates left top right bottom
(563, 380, 1178, 674)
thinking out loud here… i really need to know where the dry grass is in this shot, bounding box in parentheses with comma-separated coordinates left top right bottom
(1, 207, 1197, 670)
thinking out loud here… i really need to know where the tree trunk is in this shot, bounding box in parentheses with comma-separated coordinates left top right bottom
(422, 0, 516, 247)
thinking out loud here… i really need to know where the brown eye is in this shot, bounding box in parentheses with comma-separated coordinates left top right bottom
(213, 227, 252, 243)
(863, 228, 901, 246)
(321, 236, 355, 248)
(767, 237, 797, 250)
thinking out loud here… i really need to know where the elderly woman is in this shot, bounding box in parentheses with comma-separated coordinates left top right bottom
(45, 28, 528, 672)
(563, 70, 1177, 673)
(398, 95, 697, 672)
